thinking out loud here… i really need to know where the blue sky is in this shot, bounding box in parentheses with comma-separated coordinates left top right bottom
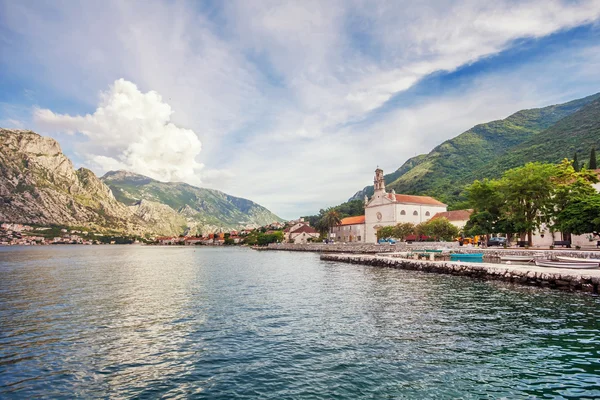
(1, 0, 600, 219)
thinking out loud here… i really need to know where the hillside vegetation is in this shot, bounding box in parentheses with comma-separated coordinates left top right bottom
(350, 92, 600, 207)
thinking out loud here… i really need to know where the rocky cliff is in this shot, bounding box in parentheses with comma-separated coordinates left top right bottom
(0, 129, 147, 232)
(0, 129, 283, 236)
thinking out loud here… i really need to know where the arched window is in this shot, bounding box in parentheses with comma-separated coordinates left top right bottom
(425, 211, 430, 216)
(413, 211, 418, 216)
(400, 210, 406, 215)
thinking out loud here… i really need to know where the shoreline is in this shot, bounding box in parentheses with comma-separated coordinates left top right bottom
(320, 253, 600, 294)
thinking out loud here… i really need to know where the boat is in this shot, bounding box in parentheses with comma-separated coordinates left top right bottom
(535, 260, 599, 269)
(425, 249, 443, 253)
(499, 255, 539, 262)
(555, 256, 600, 265)
(450, 253, 484, 262)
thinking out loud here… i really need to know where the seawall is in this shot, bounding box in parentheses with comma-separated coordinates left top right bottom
(266, 242, 459, 253)
(320, 253, 600, 294)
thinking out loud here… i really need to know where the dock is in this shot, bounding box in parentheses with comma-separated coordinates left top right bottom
(320, 253, 600, 294)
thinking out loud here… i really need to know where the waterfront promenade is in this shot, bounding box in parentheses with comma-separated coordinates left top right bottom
(321, 253, 600, 294)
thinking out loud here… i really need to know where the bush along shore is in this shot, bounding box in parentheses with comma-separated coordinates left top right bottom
(320, 253, 600, 294)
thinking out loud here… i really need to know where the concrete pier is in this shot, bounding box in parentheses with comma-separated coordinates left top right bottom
(320, 253, 600, 294)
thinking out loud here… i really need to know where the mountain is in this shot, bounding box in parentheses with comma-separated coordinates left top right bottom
(0, 128, 145, 233)
(101, 170, 283, 233)
(0, 128, 283, 236)
(350, 92, 600, 205)
(479, 97, 600, 176)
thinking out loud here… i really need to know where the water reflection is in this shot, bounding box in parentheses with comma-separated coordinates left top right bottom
(1, 246, 599, 398)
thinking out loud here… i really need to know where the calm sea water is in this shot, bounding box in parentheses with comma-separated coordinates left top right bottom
(1, 246, 599, 399)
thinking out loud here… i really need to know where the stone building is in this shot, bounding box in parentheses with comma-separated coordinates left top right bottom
(330, 216, 365, 242)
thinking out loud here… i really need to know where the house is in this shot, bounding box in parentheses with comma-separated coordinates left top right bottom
(184, 237, 203, 246)
(288, 224, 319, 244)
(330, 216, 365, 242)
(431, 209, 473, 230)
(157, 236, 177, 245)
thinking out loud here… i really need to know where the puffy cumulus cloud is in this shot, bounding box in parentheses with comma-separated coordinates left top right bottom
(34, 79, 204, 184)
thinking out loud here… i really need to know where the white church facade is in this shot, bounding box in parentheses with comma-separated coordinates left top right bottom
(331, 168, 448, 243)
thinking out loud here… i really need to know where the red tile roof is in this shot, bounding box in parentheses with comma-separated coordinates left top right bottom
(392, 194, 446, 206)
(340, 215, 366, 225)
(290, 225, 318, 234)
(432, 209, 473, 221)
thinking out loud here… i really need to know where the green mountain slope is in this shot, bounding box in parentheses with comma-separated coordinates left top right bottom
(350, 92, 600, 205)
(102, 171, 283, 232)
(478, 97, 600, 176)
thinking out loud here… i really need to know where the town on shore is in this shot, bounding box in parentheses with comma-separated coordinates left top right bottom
(3, 160, 600, 251)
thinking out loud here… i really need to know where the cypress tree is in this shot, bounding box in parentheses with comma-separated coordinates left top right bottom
(590, 148, 597, 170)
(573, 152, 580, 172)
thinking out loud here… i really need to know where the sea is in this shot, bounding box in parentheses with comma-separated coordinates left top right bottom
(1, 246, 599, 398)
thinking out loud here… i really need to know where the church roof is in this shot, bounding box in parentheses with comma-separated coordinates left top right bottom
(432, 209, 473, 221)
(390, 193, 446, 206)
(340, 215, 366, 225)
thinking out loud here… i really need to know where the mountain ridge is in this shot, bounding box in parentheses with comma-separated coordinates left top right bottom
(0, 129, 283, 235)
(349, 92, 600, 205)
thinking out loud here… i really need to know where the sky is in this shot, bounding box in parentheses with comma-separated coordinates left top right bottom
(1, 0, 600, 219)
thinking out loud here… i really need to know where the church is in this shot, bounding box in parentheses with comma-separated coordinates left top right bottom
(331, 168, 447, 243)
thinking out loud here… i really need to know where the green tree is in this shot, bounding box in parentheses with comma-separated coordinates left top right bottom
(556, 194, 600, 236)
(572, 152, 580, 172)
(422, 217, 459, 241)
(464, 178, 508, 240)
(499, 162, 558, 246)
(376, 225, 396, 240)
(322, 209, 342, 238)
(550, 159, 599, 236)
(393, 222, 415, 241)
(590, 148, 597, 170)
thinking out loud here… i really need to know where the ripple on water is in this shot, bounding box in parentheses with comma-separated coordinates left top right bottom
(1, 246, 599, 398)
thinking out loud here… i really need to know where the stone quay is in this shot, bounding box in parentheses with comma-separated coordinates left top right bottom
(320, 253, 600, 294)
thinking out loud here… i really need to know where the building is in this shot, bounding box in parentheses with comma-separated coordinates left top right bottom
(431, 209, 473, 230)
(288, 224, 319, 244)
(330, 216, 365, 242)
(329, 168, 448, 243)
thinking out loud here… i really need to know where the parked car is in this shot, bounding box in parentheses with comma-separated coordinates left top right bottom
(378, 238, 397, 244)
(487, 237, 507, 246)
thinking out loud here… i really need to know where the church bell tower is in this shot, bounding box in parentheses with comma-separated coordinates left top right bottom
(374, 167, 385, 193)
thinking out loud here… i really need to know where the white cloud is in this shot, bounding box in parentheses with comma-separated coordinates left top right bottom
(3, 0, 600, 218)
(34, 79, 204, 184)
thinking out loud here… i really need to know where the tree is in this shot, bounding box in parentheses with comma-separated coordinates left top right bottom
(590, 148, 598, 170)
(464, 211, 495, 237)
(376, 225, 395, 240)
(499, 162, 558, 246)
(322, 209, 341, 238)
(421, 217, 459, 241)
(572, 152, 580, 172)
(465, 179, 507, 239)
(393, 222, 415, 241)
(550, 159, 599, 237)
(556, 194, 600, 237)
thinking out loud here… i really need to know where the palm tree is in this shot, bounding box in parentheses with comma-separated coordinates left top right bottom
(323, 209, 342, 239)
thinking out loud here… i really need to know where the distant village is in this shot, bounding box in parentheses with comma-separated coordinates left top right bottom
(0, 223, 130, 246)
(0, 218, 320, 247)
(155, 218, 320, 246)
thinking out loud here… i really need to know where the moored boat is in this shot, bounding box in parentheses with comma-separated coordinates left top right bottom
(450, 253, 484, 262)
(500, 255, 538, 262)
(555, 256, 600, 265)
(535, 260, 599, 269)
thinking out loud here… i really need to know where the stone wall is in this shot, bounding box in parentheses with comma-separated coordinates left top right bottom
(320, 254, 600, 294)
(266, 242, 459, 253)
